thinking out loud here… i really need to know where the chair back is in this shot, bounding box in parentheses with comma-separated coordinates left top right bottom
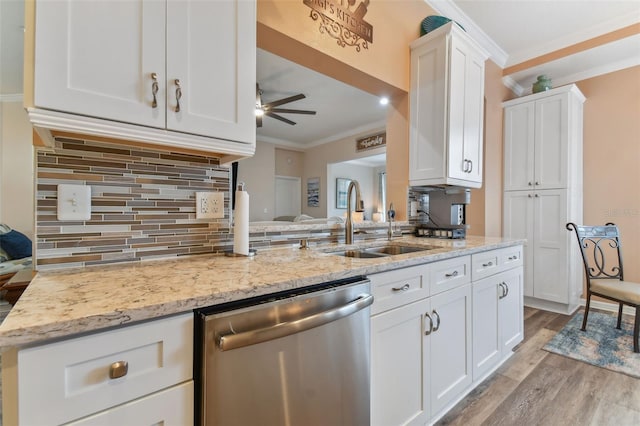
(566, 223, 624, 288)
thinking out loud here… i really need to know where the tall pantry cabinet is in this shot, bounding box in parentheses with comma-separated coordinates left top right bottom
(502, 85, 585, 314)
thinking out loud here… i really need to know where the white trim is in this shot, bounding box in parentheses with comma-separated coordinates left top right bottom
(0, 94, 23, 102)
(501, 76, 524, 97)
(506, 10, 640, 67)
(554, 55, 640, 88)
(424, 0, 508, 67)
(582, 298, 637, 316)
(257, 120, 386, 150)
(26, 107, 255, 164)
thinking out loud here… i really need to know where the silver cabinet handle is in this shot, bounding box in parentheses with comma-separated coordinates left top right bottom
(392, 283, 410, 292)
(534, 194, 539, 198)
(482, 261, 493, 267)
(467, 160, 473, 173)
(462, 160, 468, 172)
(218, 293, 374, 351)
(528, 194, 532, 198)
(498, 283, 505, 299)
(528, 182, 532, 186)
(445, 270, 459, 278)
(535, 181, 540, 185)
(109, 361, 128, 379)
(174, 79, 182, 112)
(150, 73, 159, 108)
(432, 309, 441, 332)
(508, 255, 518, 260)
(424, 312, 434, 336)
(504, 282, 509, 298)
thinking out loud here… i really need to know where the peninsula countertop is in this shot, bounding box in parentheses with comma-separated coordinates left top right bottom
(0, 236, 524, 349)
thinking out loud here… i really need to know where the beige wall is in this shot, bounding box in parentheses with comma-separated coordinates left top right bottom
(0, 101, 34, 240)
(275, 148, 304, 177)
(302, 128, 386, 217)
(575, 66, 640, 288)
(237, 141, 276, 221)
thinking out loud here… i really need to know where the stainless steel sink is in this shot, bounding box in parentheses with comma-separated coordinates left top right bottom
(329, 244, 435, 258)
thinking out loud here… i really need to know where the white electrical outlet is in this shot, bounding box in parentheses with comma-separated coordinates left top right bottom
(196, 192, 224, 219)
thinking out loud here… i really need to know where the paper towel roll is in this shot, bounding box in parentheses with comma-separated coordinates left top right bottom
(233, 183, 249, 255)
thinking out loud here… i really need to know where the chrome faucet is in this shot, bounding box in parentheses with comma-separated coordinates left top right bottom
(345, 180, 363, 245)
(387, 203, 396, 240)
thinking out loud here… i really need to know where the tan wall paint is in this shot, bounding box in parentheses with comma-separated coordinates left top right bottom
(575, 66, 640, 292)
(275, 148, 304, 177)
(237, 141, 276, 221)
(302, 128, 386, 217)
(470, 60, 514, 237)
(0, 101, 34, 240)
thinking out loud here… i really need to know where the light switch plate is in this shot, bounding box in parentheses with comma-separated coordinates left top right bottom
(57, 184, 91, 221)
(196, 192, 224, 219)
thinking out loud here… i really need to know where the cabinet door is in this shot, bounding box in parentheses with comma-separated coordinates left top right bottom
(429, 284, 472, 416)
(409, 36, 448, 184)
(472, 276, 500, 380)
(500, 267, 524, 354)
(504, 102, 536, 191)
(503, 191, 534, 297)
(166, 0, 256, 143)
(533, 189, 569, 303)
(535, 94, 568, 189)
(34, 0, 166, 127)
(65, 382, 193, 426)
(448, 36, 484, 185)
(371, 299, 430, 426)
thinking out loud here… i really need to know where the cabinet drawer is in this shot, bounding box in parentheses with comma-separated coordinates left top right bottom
(65, 381, 194, 425)
(17, 313, 193, 425)
(471, 250, 501, 281)
(500, 245, 523, 270)
(430, 256, 471, 295)
(472, 246, 524, 281)
(370, 264, 430, 315)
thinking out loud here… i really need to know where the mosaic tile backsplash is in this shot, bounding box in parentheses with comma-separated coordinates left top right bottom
(35, 137, 233, 270)
(35, 137, 411, 271)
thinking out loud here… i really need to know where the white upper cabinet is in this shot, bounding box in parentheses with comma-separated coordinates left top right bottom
(503, 85, 585, 191)
(409, 23, 488, 188)
(27, 0, 256, 159)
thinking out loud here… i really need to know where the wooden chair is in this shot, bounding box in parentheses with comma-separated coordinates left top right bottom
(566, 222, 640, 352)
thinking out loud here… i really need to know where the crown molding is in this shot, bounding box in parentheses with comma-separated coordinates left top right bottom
(501, 76, 525, 97)
(424, 0, 508, 67)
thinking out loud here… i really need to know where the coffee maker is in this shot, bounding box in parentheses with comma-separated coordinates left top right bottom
(412, 187, 470, 238)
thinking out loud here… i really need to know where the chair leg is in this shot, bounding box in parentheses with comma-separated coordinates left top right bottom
(634, 306, 639, 353)
(582, 293, 592, 332)
(617, 303, 624, 329)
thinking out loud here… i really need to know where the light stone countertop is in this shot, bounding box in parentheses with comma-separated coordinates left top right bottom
(0, 235, 524, 349)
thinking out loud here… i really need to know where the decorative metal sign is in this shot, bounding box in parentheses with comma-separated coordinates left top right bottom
(303, 0, 373, 52)
(356, 132, 386, 152)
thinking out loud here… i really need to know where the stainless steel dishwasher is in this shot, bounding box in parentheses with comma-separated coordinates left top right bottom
(195, 276, 373, 426)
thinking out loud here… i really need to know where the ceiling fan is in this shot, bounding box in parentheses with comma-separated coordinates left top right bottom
(256, 83, 317, 127)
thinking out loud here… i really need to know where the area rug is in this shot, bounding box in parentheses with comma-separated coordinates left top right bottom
(543, 310, 640, 379)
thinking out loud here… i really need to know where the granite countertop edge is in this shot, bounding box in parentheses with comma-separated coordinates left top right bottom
(0, 236, 525, 349)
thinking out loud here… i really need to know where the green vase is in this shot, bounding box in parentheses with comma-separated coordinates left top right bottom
(532, 75, 553, 93)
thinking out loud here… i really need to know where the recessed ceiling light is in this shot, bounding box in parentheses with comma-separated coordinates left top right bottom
(379, 97, 389, 105)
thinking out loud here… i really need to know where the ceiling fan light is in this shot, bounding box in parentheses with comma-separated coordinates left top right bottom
(255, 108, 264, 117)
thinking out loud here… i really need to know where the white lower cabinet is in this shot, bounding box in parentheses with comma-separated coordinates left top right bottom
(370, 259, 473, 425)
(472, 267, 523, 380)
(371, 247, 523, 425)
(3, 313, 193, 425)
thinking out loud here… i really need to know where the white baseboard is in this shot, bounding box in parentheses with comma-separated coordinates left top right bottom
(582, 298, 636, 316)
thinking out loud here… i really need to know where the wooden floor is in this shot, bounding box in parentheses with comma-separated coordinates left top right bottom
(437, 307, 640, 426)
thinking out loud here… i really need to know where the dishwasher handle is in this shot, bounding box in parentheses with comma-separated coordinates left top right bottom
(217, 293, 374, 351)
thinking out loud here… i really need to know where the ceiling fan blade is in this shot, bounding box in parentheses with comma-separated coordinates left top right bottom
(269, 108, 316, 115)
(256, 114, 262, 128)
(263, 94, 305, 108)
(256, 83, 263, 108)
(265, 111, 297, 125)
